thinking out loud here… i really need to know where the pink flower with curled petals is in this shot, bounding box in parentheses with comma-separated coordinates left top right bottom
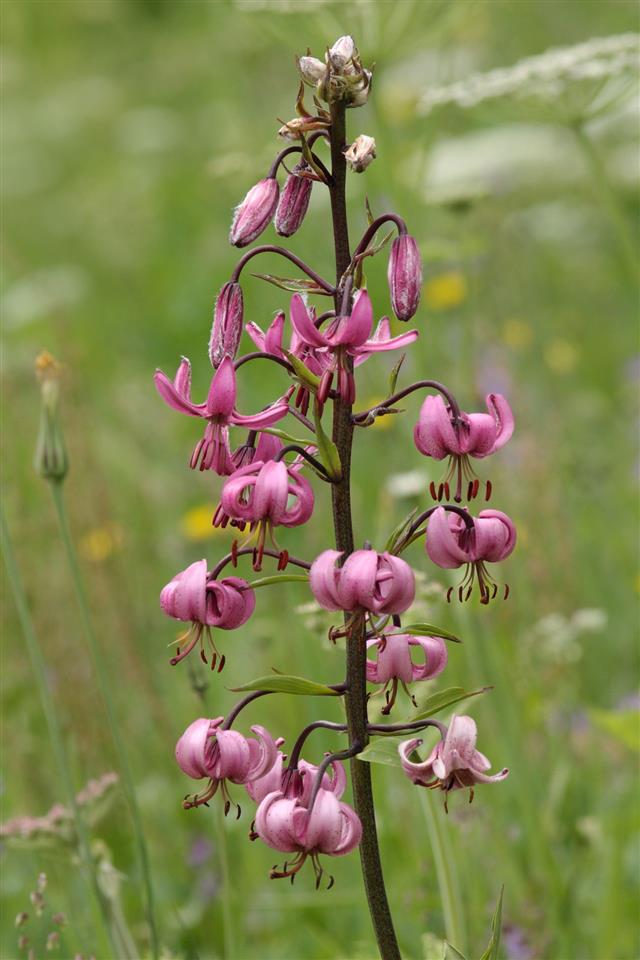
(290, 291, 417, 404)
(426, 507, 516, 604)
(230, 177, 279, 248)
(366, 632, 448, 714)
(216, 459, 314, 569)
(310, 549, 415, 616)
(428, 506, 516, 602)
(414, 393, 514, 502)
(154, 355, 289, 475)
(399, 715, 508, 808)
(160, 559, 255, 670)
(247, 753, 347, 806)
(176, 717, 278, 814)
(254, 787, 362, 886)
(387, 234, 422, 322)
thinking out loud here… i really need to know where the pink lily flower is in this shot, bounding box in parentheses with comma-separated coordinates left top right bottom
(366, 632, 448, 714)
(414, 393, 514, 502)
(254, 787, 362, 886)
(290, 291, 417, 404)
(231, 429, 284, 471)
(160, 559, 255, 670)
(399, 714, 508, 808)
(246, 752, 347, 805)
(217, 459, 315, 568)
(154, 355, 289, 475)
(176, 716, 278, 814)
(426, 507, 516, 604)
(310, 549, 415, 615)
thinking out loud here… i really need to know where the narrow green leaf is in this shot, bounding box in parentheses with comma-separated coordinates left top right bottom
(313, 402, 342, 481)
(384, 506, 419, 552)
(365, 195, 375, 225)
(443, 943, 467, 960)
(479, 886, 504, 960)
(388, 353, 405, 397)
(259, 427, 312, 446)
(388, 622, 461, 643)
(230, 675, 340, 696)
(282, 350, 321, 390)
(357, 737, 406, 766)
(252, 273, 326, 294)
(409, 685, 490, 723)
(248, 574, 309, 589)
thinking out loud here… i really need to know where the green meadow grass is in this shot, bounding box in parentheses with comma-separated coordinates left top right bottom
(2, 2, 638, 958)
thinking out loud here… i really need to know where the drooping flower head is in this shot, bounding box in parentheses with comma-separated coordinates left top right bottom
(160, 559, 255, 670)
(246, 753, 347, 806)
(290, 291, 417, 404)
(310, 548, 415, 615)
(154, 355, 289, 475)
(399, 715, 508, 808)
(217, 459, 314, 568)
(414, 393, 514, 502)
(176, 716, 278, 814)
(366, 632, 448, 714)
(254, 786, 362, 887)
(426, 507, 516, 604)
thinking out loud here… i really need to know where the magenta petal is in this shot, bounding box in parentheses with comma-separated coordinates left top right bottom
(213, 729, 252, 782)
(175, 717, 222, 780)
(290, 294, 330, 348)
(302, 789, 343, 853)
(474, 510, 516, 562)
(338, 549, 379, 610)
(356, 328, 418, 354)
(398, 737, 438, 785)
(206, 356, 237, 418)
(332, 289, 373, 348)
(414, 395, 460, 460)
(281, 472, 315, 527)
(231, 398, 289, 428)
(254, 792, 298, 853)
(375, 553, 415, 614)
(332, 802, 362, 855)
(374, 634, 414, 683)
(246, 753, 285, 804)
(160, 559, 208, 622)
(309, 550, 344, 611)
(154, 368, 205, 418)
(246, 726, 278, 782)
(252, 460, 289, 523)
(425, 508, 469, 568)
(245, 321, 266, 352)
(485, 393, 514, 453)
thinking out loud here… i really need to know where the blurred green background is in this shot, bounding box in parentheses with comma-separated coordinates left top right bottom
(2, 1, 639, 958)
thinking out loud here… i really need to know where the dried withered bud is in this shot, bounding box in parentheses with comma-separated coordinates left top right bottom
(344, 135, 376, 173)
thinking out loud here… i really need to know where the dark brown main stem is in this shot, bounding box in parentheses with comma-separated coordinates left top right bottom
(328, 99, 402, 960)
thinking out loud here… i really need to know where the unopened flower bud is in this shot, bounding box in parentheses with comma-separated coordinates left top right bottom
(229, 177, 279, 248)
(387, 234, 423, 321)
(34, 352, 68, 482)
(209, 281, 244, 368)
(328, 35, 356, 70)
(298, 55, 326, 85)
(344, 135, 376, 173)
(348, 69, 373, 107)
(275, 162, 313, 237)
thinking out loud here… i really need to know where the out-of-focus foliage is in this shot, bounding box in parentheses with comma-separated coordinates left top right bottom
(2, 1, 638, 958)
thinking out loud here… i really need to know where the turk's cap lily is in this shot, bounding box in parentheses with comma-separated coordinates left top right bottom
(426, 507, 516, 569)
(399, 715, 509, 791)
(310, 548, 415, 615)
(254, 787, 362, 857)
(414, 394, 514, 461)
(366, 632, 448, 684)
(176, 717, 278, 785)
(154, 356, 289, 474)
(221, 459, 314, 528)
(230, 177, 279, 248)
(160, 559, 255, 629)
(290, 292, 417, 356)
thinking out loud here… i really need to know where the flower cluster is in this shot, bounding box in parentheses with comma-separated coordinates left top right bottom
(156, 33, 514, 896)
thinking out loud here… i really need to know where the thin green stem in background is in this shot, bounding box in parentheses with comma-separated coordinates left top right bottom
(49, 481, 160, 959)
(215, 802, 236, 960)
(1, 503, 116, 958)
(418, 790, 467, 955)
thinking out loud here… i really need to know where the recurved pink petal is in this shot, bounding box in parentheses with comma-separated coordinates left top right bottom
(245, 752, 285, 804)
(230, 397, 290, 429)
(213, 729, 252, 782)
(245, 321, 267, 352)
(331, 802, 362, 855)
(298, 789, 344, 853)
(309, 550, 344, 611)
(245, 726, 278, 782)
(206, 357, 237, 418)
(473, 510, 516, 562)
(338, 549, 379, 610)
(290, 294, 330, 348)
(206, 577, 255, 629)
(414, 395, 460, 460)
(332, 289, 373, 348)
(254, 792, 298, 852)
(252, 460, 289, 523)
(486, 394, 514, 452)
(372, 633, 414, 683)
(375, 553, 415, 614)
(281, 472, 315, 527)
(160, 559, 208, 623)
(398, 737, 439, 786)
(154, 367, 205, 418)
(410, 634, 448, 681)
(425, 508, 469, 569)
(175, 717, 223, 780)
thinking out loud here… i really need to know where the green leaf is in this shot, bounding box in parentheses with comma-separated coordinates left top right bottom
(230, 675, 340, 696)
(259, 427, 313, 446)
(252, 273, 327, 294)
(313, 402, 342, 481)
(409, 685, 490, 723)
(388, 622, 461, 643)
(388, 353, 405, 397)
(443, 943, 467, 960)
(357, 737, 406, 766)
(248, 574, 309, 589)
(384, 507, 419, 552)
(479, 886, 504, 960)
(365, 195, 375, 225)
(589, 708, 640, 751)
(282, 350, 321, 391)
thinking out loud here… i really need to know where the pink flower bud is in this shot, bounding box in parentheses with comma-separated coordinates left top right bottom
(209, 282, 244, 368)
(275, 163, 313, 237)
(230, 177, 279, 248)
(310, 549, 415, 615)
(388, 234, 422, 321)
(399, 715, 508, 799)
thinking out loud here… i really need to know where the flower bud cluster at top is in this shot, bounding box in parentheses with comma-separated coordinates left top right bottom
(154, 34, 515, 892)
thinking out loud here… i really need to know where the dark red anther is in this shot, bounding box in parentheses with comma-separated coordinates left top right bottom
(485, 480, 492, 501)
(224, 800, 231, 817)
(218, 655, 226, 673)
(278, 550, 289, 571)
(236, 804, 242, 820)
(504, 583, 510, 600)
(200, 649, 208, 665)
(429, 481, 437, 500)
(231, 539, 239, 566)
(446, 587, 453, 603)
(443, 482, 450, 501)
(317, 369, 333, 406)
(467, 480, 474, 502)
(471, 479, 480, 499)
(327, 875, 335, 890)
(210, 653, 217, 672)
(491, 583, 498, 599)
(465, 585, 473, 602)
